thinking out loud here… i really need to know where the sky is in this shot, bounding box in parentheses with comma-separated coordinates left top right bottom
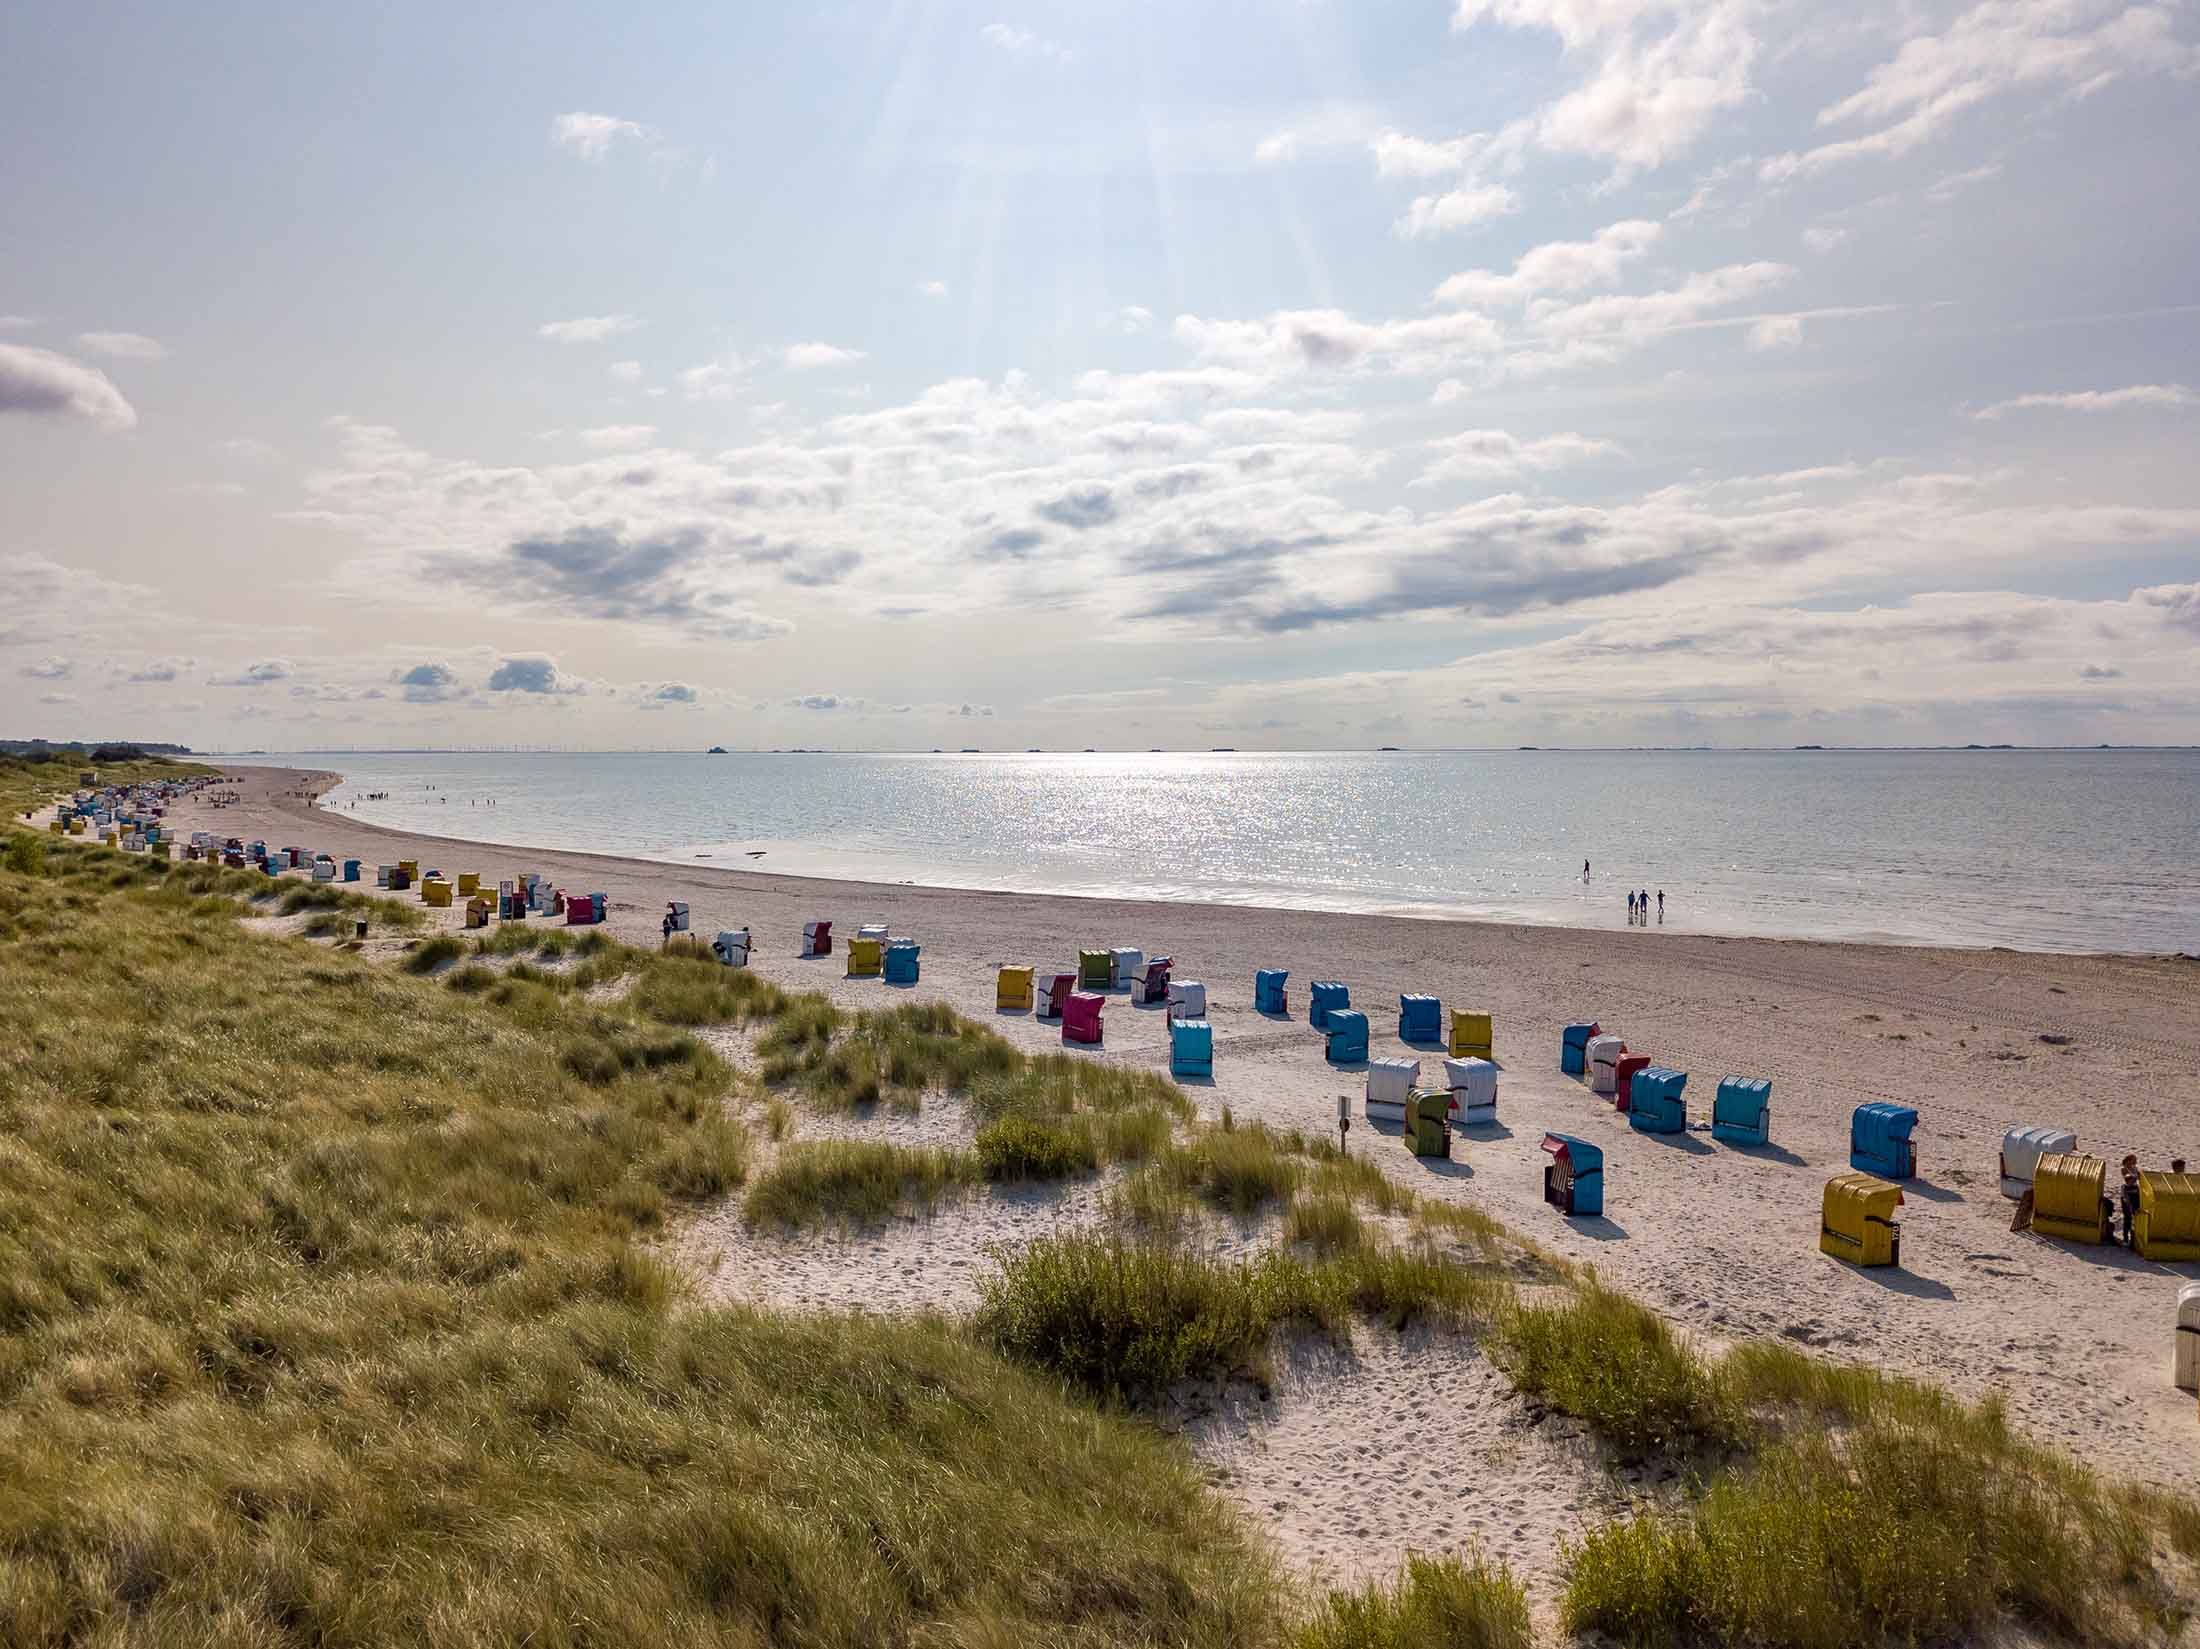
(3, 0, 2198, 751)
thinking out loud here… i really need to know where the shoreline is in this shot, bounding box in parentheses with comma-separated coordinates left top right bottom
(155, 764, 2200, 1494)
(294, 765, 2175, 963)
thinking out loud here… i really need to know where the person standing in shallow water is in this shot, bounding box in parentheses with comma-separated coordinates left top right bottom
(1657, 889, 1665, 923)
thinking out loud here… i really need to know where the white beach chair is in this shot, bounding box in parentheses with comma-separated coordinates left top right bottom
(1444, 1056, 1498, 1125)
(1365, 1057, 1420, 1123)
(1110, 948, 1143, 990)
(1587, 1034, 1626, 1097)
(1167, 980, 1208, 1020)
(1999, 1124, 2077, 1199)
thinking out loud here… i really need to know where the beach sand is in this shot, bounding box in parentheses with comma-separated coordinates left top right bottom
(155, 768, 2200, 1539)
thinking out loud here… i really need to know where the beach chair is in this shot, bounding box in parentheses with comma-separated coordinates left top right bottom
(1627, 1067, 1688, 1134)
(1169, 1018, 1212, 1079)
(1167, 980, 1207, 1020)
(846, 937, 883, 978)
(2029, 1152, 2108, 1244)
(2136, 1173, 2200, 1262)
(1541, 1133, 1602, 1216)
(1820, 1174, 1902, 1267)
(1398, 994, 1442, 1044)
(1444, 1057, 1497, 1126)
(343, 859, 361, 882)
(1254, 968, 1289, 1015)
(465, 897, 492, 930)
(283, 846, 304, 867)
(397, 859, 417, 880)
(457, 873, 481, 898)
(422, 879, 453, 908)
(1403, 1091, 1452, 1158)
(1448, 1010, 1493, 1062)
(1309, 981, 1350, 1030)
(1587, 1035, 1625, 1096)
(1133, 956, 1172, 1004)
(712, 929, 752, 966)
(1078, 949, 1113, 990)
(1324, 1009, 1369, 1064)
(996, 965, 1034, 1011)
(884, 942, 920, 985)
(1711, 1077, 1772, 1146)
(2177, 1283, 2200, 1392)
(1037, 972, 1077, 1020)
(802, 920, 832, 957)
(1062, 992, 1104, 1045)
(856, 923, 891, 955)
(1999, 1125, 2077, 1199)
(666, 901, 691, 933)
(1849, 1103, 1918, 1180)
(562, 890, 597, 925)
(1365, 1057, 1419, 1123)
(1613, 1053, 1652, 1113)
(1110, 948, 1142, 990)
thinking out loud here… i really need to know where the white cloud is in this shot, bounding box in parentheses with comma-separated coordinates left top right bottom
(19, 657, 72, 680)
(0, 343, 137, 431)
(1106, 305, 1154, 335)
(36, 692, 74, 706)
(919, 280, 950, 299)
(538, 314, 643, 344)
(216, 436, 278, 462)
(1925, 161, 2003, 202)
(550, 111, 650, 160)
(1432, 378, 1469, 405)
(1412, 429, 1621, 486)
(1454, 0, 1760, 176)
(1973, 383, 2195, 419)
(1433, 219, 1662, 306)
(1760, 0, 2200, 182)
(608, 360, 643, 384)
(180, 480, 248, 497)
(785, 341, 867, 369)
(1254, 130, 1299, 166)
(1370, 129, 1493, 177)
(488, 655, 587, 695)
(1746, 314, 1805, 351)
(126, 659, 188, 683)
(392, 661, 461, 703)
(979, 22, 1072, 62)
(0, 315, 35, 330)
(78, 330, 167, 360)
(578, 423, 658, 452)
(680, 359, 747, 401)
(1525, 262, 1795, 344)
(210, 660, 293, 687)
(1395, 184, 1518, 239)
(1801, 224, 1851, 253)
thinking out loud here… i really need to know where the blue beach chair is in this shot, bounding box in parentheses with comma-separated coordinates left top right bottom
(1310, 981, 1351, 1030)
(1254, 969, 1289, 1014)
(1711, 1077, 1771, 1145)
(1169, 1018, 1212, 1079)
(884, 942, 921, 985)
(1850, 1102, 1918, 1179)
(1324, 1009, 1369, 1064)
(1398, 994, 1442, 1043)
(1627, 1067, 1688, 1134)
(1561, 1021, 1600, 1076)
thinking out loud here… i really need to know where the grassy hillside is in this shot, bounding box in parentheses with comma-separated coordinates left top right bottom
(0, 753, 221, 822)
(0, 840, 1283, 1647)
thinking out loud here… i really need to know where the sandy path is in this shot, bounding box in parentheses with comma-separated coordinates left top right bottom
(153, 767, 2200, 1491)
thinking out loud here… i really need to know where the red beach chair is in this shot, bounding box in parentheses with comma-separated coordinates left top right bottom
(1062, 992, 1104, 1045)
(1614, 1052, 1653, 1113)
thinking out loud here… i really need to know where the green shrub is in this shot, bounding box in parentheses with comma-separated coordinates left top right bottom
(1297, 1550, 1534, 1649)
(743, 1140, 978, 1228)
(630, 952, 787, 1026)
(1158, 1124, 1305, 1215)
(4, 830, 48, 877)
(1285, 1194, 1365, 1253)
(1495, 1282, 1738, 1457)
(401, 934, 466, 974)
(976, 1116, 1099, 1181)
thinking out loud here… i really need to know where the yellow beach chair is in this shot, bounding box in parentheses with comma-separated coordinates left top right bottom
(997, 965, 1035, 1011)
(1820, 1173, 1902, 1267)
(2137, 1172, 2200, 1262)
(2029, 1152, 2108, 1244)
(1449, 1009, 1493, 1061)
(422, 879, 453, 908)
(457, 872, 481, 898)
(846, 937, 883, 978)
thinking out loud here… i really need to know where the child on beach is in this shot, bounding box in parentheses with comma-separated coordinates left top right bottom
(2120, 1154, 2142, 1246)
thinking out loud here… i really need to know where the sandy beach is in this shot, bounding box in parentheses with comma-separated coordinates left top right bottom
(155, 767, 2200, 1541)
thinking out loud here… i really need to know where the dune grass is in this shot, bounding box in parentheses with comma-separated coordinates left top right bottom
(1283, 1193, 1367, 1254)
(743, 1139, 981, 1228)
(1295, 1552, 1534, 1649)
(1494, 1280, 1743, 1458)
(0, 833, 1288, 1647)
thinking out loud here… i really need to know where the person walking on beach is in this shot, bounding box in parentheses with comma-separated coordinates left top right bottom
(1583, 858, 1590, 880)
(2120, 1153, 2142, 1247)
(1657, 889, 1664, 923)
(1626, 890, 1637, 924)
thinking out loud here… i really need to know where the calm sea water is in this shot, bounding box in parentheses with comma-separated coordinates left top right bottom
(249, 750, 2200, 954)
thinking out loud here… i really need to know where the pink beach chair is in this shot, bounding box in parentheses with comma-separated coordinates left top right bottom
(1061, 992, 1104, 1045)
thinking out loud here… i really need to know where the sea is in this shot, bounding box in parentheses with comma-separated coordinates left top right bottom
(245, 749, 2200, 955)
